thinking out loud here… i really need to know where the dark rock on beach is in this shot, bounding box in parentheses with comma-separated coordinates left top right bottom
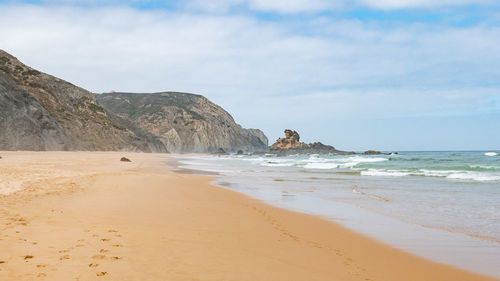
(120, 157, 131, 162)
(213, 148, 228, 155)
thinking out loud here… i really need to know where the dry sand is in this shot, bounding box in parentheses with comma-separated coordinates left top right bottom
(0, 151, 497, 281)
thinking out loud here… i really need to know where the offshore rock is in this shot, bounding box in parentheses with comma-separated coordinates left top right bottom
(269, 129, 355, 156)
(362, 150, 383, 155)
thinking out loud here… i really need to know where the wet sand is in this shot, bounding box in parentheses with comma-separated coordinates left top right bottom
(0, 151, 497, 281)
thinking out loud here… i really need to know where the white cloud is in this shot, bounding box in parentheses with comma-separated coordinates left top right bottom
(247, 0, 336, 13)
(356, 0, 493, 10)
(23, 0, 497, 12)
(183, 0, 494, 13)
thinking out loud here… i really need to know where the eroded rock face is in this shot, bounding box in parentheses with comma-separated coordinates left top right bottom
(270, 129, 305, 150)
(0, 50, 168, 152)
(0, 50, 268, 154)
(95, 92, 269, 153)
(269, 129, 355, 156)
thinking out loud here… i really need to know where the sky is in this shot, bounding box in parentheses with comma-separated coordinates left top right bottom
(0, 0, 499, 151)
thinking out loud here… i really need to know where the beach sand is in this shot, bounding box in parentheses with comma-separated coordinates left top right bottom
(0, 151, 497, 281)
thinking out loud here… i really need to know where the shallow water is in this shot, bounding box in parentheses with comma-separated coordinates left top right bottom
(175, 151, 500, 277)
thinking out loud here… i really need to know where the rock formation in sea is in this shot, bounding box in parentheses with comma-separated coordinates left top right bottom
(269, 129, 355, 156)
(95, 92, 268, 153)
(0, 50, 268, 153)
(362, 150, 383, 155)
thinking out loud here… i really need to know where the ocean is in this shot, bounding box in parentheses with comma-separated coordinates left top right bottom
(175, 151, 500, 277)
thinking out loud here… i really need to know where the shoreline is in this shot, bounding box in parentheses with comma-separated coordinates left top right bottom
(174, 153, 500, 278)
(0, 151, 498, 280)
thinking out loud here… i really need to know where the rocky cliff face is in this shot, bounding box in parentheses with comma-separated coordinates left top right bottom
(95, 92, 268, 153)
(0, 50, 267, 153)
(269, 129, 354, 156)
(0, 50, 161, 152)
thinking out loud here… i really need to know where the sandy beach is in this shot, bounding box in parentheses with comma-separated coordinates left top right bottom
(0, 152, 497, 281)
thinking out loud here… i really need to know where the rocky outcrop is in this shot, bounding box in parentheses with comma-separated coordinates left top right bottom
(362, 150, 383, 155)
(270, 129, 306, 150)
(95, 92, 268, 153)
(269, 129, 355, 156)
(1, 50, 267, 153)
(0, 50, 169, 152)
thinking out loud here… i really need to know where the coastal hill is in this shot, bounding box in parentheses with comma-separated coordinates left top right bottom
(0, 50, 165, 152)
(269, 129, 355, 156)
(95, 92, 268, 153)
(0, 50, 267, 153)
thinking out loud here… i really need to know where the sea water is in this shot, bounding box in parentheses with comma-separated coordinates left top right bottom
(175, 151, 500, 277)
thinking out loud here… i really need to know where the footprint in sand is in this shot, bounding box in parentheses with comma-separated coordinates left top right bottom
(58, 249, 70, 254)
(88, 263, 99, 268)
(101, 238, 111, 242)
(99, 249, 109, 253)
(36, 264, 47, 268)
(92, 255, 106, 260)
(24, 255, 34, 260)
(37, 273, 47, 277)
(96, 272, 108, 276)
(110, 257, 121, 260)
(111, 244, 122, 248)
(59, 255, 70, 260)
(108, 230, 118, 233)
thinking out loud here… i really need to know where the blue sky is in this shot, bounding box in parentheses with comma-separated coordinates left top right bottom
(0, 0, 499, 150)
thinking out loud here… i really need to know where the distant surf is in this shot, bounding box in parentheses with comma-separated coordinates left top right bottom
(177, 151, 500, 243)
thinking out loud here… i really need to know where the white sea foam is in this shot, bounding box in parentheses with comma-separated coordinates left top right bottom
(446, 172, 500, 182)
(418, 169, 455, 177)
(361, 169, 409, 177)
(261, 162, 296, 167)
(360, 168, 500, 182)
(304, 162, 340, 169)
(485, 152, 498, 157)
(244, 157, 297, 167)
(302, 156, 388, 169)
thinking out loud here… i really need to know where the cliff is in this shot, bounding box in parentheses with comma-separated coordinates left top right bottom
(0, 50, 267, 153)
(95, 92, 268, 153)
(0, 50, 169, 152)
(269, 129, 354, 156)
